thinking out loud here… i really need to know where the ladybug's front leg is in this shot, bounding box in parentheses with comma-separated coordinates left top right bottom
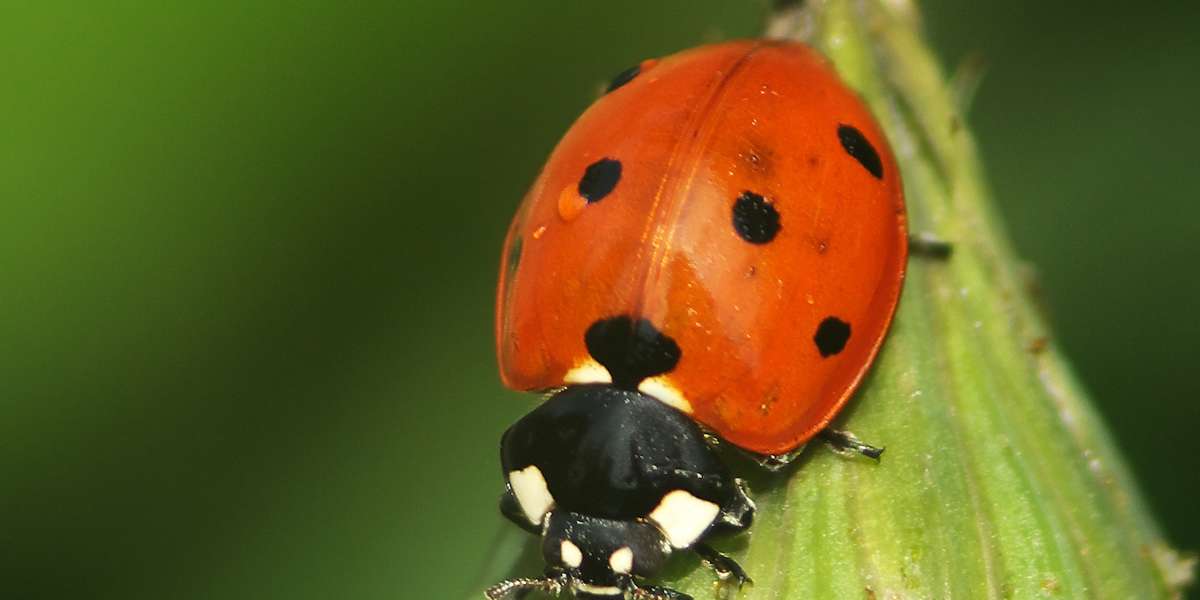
(693, 543, 752, 590)
(707, 478, 754, 536)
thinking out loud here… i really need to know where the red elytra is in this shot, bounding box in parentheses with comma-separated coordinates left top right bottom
(495, 40, 907, 456)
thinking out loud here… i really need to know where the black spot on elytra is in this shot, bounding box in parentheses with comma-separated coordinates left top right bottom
(578, 158, 622, 203)
(814, 317, 852, 358)
(585, 316, 681, 389)
(837, 124, 883, 179)
(606, 64, 641, 93)
(732, 191, 780, 244)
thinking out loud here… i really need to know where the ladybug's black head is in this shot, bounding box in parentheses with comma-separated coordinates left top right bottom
(484, 509, 672, 599)
(542, 511, 671, 597)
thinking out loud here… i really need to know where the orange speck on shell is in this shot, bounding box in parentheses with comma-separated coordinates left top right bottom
(557, 185, 588, 222)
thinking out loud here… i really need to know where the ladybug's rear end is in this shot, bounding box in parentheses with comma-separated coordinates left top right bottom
(490, 40, 906, 600)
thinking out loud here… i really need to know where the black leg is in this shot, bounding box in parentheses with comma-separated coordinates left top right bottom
(693, 543, 752, 589)
(909, 232, 953, 259)
(712, 478, 755, 534)
(820, 428, 885, 460)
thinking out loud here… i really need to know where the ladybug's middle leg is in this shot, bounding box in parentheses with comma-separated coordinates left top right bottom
(908, 232, 954, 259)
(819, 428, 885, 460)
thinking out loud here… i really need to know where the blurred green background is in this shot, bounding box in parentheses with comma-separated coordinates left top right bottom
(2, 2, 1197, 599)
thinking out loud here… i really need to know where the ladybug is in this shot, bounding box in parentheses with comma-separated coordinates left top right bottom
(489, 40, 914, 600)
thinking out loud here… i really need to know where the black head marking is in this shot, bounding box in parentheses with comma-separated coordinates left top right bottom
(606, 64, 641, 93)
(732, 191, 780, 244)
(814, 316, 852, 357)
(585, 316, 680, 389)
(578, 158, 622, 203)
(837, 124, 883, 179)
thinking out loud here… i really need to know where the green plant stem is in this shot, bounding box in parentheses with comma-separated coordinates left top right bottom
(469, 1, 1194, 598)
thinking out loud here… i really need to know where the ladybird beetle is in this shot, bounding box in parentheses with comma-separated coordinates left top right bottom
(489, 40, 908, 600)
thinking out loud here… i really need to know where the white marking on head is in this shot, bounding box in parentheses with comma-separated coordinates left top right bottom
(508, 465, 554, 527)
(574, 582, 622, 596)
(648, 490, 720, 549)
(564, 359, 612, 385)
(560, 539, 583, 568)
(608, 546, 633, 574)
(638, 376, 692, 414)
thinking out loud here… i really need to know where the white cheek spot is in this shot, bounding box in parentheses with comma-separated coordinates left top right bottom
(608, 546, 633, 574)
(575, 583, 622, 596)
(648, 490, 720, 549)
(638, 376, 692, 414)
(560, 540, 583, 568)
(508, 465, 554, 527)
(564, 359, 612, 385)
